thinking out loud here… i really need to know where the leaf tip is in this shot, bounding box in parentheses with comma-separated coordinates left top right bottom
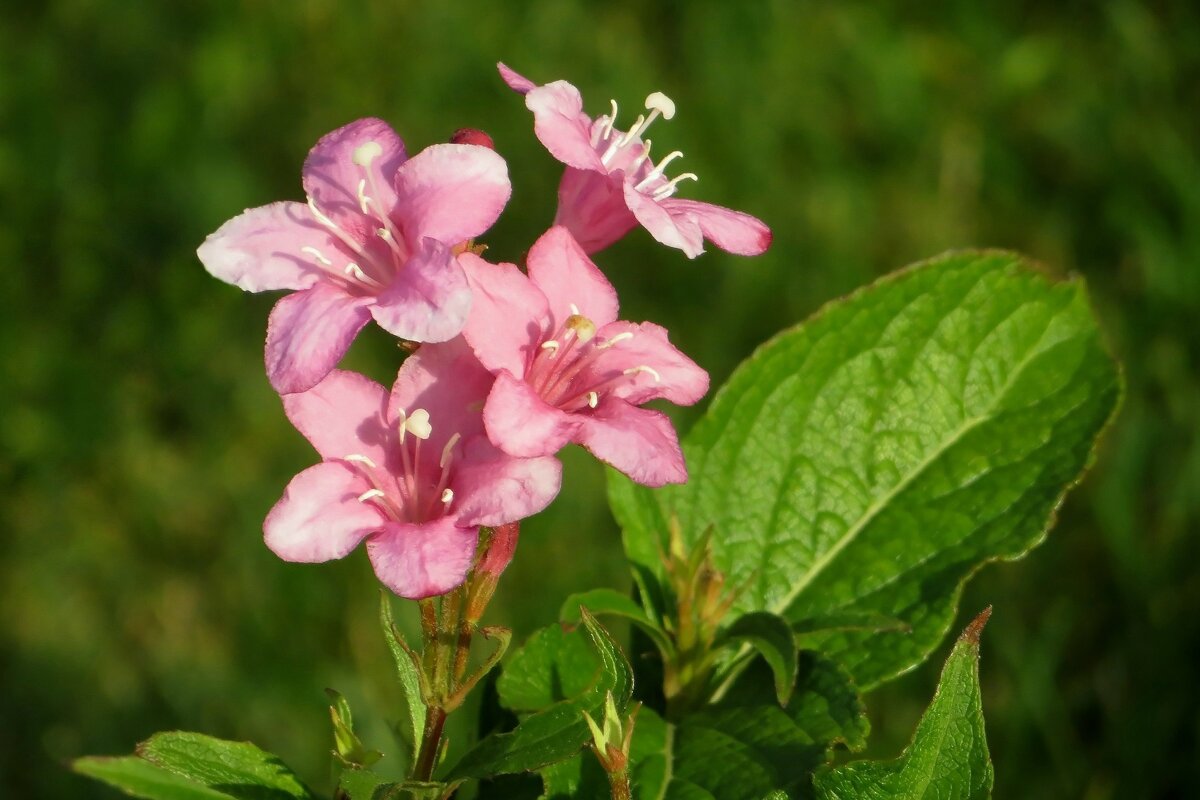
(961, 606, 993, 645)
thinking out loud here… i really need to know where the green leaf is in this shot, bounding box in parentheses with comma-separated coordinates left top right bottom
(381, 591, 427, 766)
(537, 653, 867, 800)
(73, 756, 233, 800)
(717, 611, 798, 706)
(610, 251, 1120, 688)
(813, 609, 994, 799)
(75, 732, 316, 800)
(448, 610, 633, 779)
(137, 732, 315, 799)
(327, 689, 383, 768)
(560, 588, 673, 656)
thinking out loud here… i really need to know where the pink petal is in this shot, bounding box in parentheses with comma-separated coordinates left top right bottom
(266, 284, 373, 394)
(483, 371, 580, 458)
(587, 321, 709, 406)
(497, 62, 537, 94)
(660, 197, 772, 257)
(525, 81, 605, 172)
(623, 182, 704, 258)
(370, 238, 472, 343)
(281, 369, 391, 464)
(460, 252, 551, 376)
(264, 462, 382, 562)
(392, 143, 511, 245)
(451, 435, 562, 527)
(197, 202, 338, 292)
(302, 118, 407, 243)
(526, 226, 619, 329)
(553, 167, 638, 254)
(576, 399, 688, 487)
(387, 337, 495, 457)
(367, 516, 479, 599)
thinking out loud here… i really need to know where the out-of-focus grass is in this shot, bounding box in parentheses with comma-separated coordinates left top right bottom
(1, 1, 1197, 797)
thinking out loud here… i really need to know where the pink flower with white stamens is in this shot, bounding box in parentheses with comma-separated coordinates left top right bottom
(498, 63, 771, 259)
(263, 339, 561, 599)
(198, 118, 511, 394)
(461, 226, 709, 487)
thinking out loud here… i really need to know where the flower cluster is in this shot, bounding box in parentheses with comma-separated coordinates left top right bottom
(198, 65, 770, 599)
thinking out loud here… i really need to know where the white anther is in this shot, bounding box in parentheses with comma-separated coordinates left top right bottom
(307, 197, 338, 229)
(630, 140, 653, 172)
(586, 391, 599, 408)
(353, 140, 383, 167)
(357, 178, 371, 214)
(358, 489, 386, 503)
(344, 262, 369, 281)
(653, 172, 699, 200)
(441, 488, 454, 504)
(440, 433, 461, 469)
(645, 92, 676, 120)
(624, 365, 662, 382)
(377, 227, 393, 241)
(598, 332, 634, 349)
(404, 408, 432, 440)
(301, 246, 333, 266)
(570, 303, 581, 315)
(634, 150, 686, 190)
(344, 454, 378, 469)
(618, 114, 646, 147)
(600, 99, 619, 139)
(541, 339, 560, 354)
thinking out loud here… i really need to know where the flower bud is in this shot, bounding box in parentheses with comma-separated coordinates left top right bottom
(450, 128, 495, 149)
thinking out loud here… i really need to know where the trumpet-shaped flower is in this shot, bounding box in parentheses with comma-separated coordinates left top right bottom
(498, 63, 770, 259)
(198, 118, 511, 394)
(264, 339, 561, 599)
(461, 226, 708, 486)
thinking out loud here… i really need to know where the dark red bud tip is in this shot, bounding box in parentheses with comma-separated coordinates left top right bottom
(451, 128, 495, 149)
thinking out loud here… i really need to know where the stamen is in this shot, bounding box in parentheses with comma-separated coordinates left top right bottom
(570, 303, 581, 315)
(353, 141, 383, 167)
(344, 454, 378, 469)
(600, 99, 619, 139)
(358, 489, 386, 503)
(630, 139, 653, 172)
(378, 227, 393, 241)
(541, 339, 560, 354)
(618, 114, 646, 147)
(344, 262, 370, 282)
(404, 408, 432, 440)
(307, 197, 338, 229)
(586, 391, 599, 408)
(566, 314, 597, 344)
(624, 365, 662, 382)
(396, 409, 407, 443)
(598, 332, 634, 350)
(301, 246, 333, 267)
(634, 151, 685, 190)
(441, 488, 454, 504)
(439, 433, 461, 469)
(357, 178, 371, 214)
(653, 172, 699, 200)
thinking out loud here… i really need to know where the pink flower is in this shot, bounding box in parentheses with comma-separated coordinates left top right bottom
(198, 118, 511, 394)
(461, 226, 709, 487)
(498, 63, 771, 259)
(263, 339, 561, 599)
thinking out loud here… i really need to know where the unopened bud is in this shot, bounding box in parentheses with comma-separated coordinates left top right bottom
(450, 128, 495, 149)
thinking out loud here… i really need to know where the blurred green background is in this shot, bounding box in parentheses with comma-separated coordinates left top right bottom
(2, 1, 1198, 797)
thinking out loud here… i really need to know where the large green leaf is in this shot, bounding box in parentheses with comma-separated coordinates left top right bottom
(448, 611, 632, 779)
(610, 251, 1120, 687)
(380, 593, 426, 768)
(75, 732, 315, 800)
(538, 653, 867, 800)
(814, 610, 993, 799)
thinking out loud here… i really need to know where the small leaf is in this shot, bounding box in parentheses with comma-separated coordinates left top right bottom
(448, 611, 633, 779)
(327, 689, 383, 768)
(610, 251, 1120, 688)
(717, 611, 798, 706)
(73, 756, 232, 800)
(813, 609, 994, 799)
(381, 591, 427, 766)
(135, 732, 315, 799)
(560, 588, 673, 657)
